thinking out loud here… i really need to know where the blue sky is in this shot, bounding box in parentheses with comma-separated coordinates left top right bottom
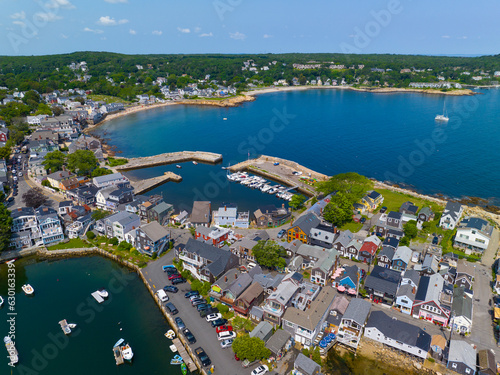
(1, 0, 498, 56)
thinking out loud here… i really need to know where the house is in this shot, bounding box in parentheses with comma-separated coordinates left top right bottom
(265, 329, 292, 361)
(59, 177, 80, 191)
(190, 201, 211, 227)
(262, 272, 302, 326)
(454, 217, 493, 253)
(196, 226, 230, 248)
(332, 265, 361, 294)
(450, 286, 473, 335)
(58, 201, 73, 215)
(253, 273, 285, 295)
(220, 273, 253, 306)
(95, 211, 141, 242)
(396, 269, 420, 314)
(95, 185, 133, 211)
(66, 184, 99, 206)
(282, 287, 336, 348)
(326, 295, 350, 333)
(337, 298, 371, 349)
(415, 254, 439, 275)
(343, 239, 362, 260)
(392, 246, 412, 271)
(46, 170, 76, 189)
(233, 282, 265, 317)
(147, 201, 173, 225)
(10, 207, 41, 249)
(400, 201, 419, 216)
(364, 265, 402, 305)
(249, 321, 274, 342)
(332, 230, 354, 257)
(477, 349, 496, 375)
(213, 204, 249, 228)
(287, 213, 320, 243)
(447, 340, 476, 375)
(358, 190, 384, 212)
(92, 172, 129, 189)
(377, 246, 395, 268)
(230, 230, 270, 261)
(412, 273, 451, 326)
(250, 306, 264, 324)
(364, 311, 431, 360)
(210, 268, 241, 302)
(455, 259, 475, 291)
(134, 221, 170, 256)
(66, 212, 93, 239)
(253, 204, 291, 228)
(376, 211, 403, 237)
(310, 249, 339, 286)
(358, 237, 380, 264)
(418, 207, 435, 223)
(309, 224, 337, 249)
(177, 238, 239, 283)
(439, 202, 463, 230)
(35, 206, 64, 246)
(0, 128, 8, 147)
(293, 353, 321, 375)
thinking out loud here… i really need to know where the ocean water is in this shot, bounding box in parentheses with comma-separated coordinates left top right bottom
(0, 256, 177, 375)
(92, 88, 500, 208)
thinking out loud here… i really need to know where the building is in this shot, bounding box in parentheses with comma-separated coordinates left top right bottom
(343, 239, 362, 260)
(233, 282, 265, 317)
(287, 213, 320, 243)
(439, 202, 463, 230)
(332, 265, 361, 294)
(455, 259, 475, 291)
(332, 230, 354, 257)
(358, 237, 380, 264)
(400, 201, 419, 216)
(412, 273, 451, 326)
(249, 321, 274, 342)
(450, 286, 473, 335)
(134, 221, 170, 256)
(325, 295, 350, 333)
(147, 201, 173, 225)
(190, 201, 211, 227)
(10, 207, 41, 249)
(376, 211, 403, 237)
(477, 349, 496, 375)
(309, 224, 337, 249)
(293, 353, 321, 375)
(95, 211, 141, 242)
(46, 170, 76, 189)
(35, 206, 64, 246)
(219, 273, 253, 306)
(447, 340, 476, 375)
(357, 190, 384, 212)
(66, 184, 99, 206)
(95, 185, 134, 211)
(195, 226, 230, 248)
(392, 246, 412, 272)
(253, 204, 291, 228)
(396, 270, 420, 315)
(377, 246, 395, 268)
(213, 204, 249, 228)
(364, 265, 402, 305)
(364, 311, 431, 360)
(92, 172, 129, 189)
(337, 298, 371, 349)
(262, 272, 302, 326)
(454, 217, 493, 253)
(265, 329, 292, 361)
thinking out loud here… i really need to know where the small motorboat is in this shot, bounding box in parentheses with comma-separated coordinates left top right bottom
(192, 161, 198, 165)
(22, 284, 34, 295)
(181, 363, 187, 375)
(176, 165, 182, 169)
(173, 354, 183, 361)
(121, 343, 133, 361)
(97, 288, 109, 298)
(171, 359, 183, 365)
(0, 296, 3, 307)
(4, 336, 18, 365)
(113, 338, 125, 348)
(223, 118, 227, 120)
(165, 330, 175, 339)
(68, 323, 77, 329)
(169, 344, 177, 352)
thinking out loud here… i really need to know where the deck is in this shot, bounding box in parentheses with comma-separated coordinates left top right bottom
(130, 172, 182, 194)
(172, 338, 197, 372)
(113, 346, 124, 365)
(115, 151, 223, 171)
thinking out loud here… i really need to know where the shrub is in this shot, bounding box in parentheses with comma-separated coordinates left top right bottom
(86, 231, 96, 240)
(110, 237, 119, 245)
(216, 303, 230, 314)
(41, 179, 52, 187)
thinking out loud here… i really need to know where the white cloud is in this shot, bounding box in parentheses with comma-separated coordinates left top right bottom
(457, 36, 468, 39)
(441, 35, 451, 39)
(129, 29, 136, 35)
(10, 11, 26, 20)
(12, 20, 26, 27)
(199, 32, 213, 38)
(177, 27, 190, 34)
(152, 30, 162, 36)
(60, 33, 68, 39)
(194, 27, 201, 33)
(97, 16, 128, 26)
(35, 12, 62, 22)
(229, 31, 246, 40)
(45, 0, 76, 9)
(104, 0, 127, 3)
(263, 34, 272, 39)
(84, 27, 104, 34)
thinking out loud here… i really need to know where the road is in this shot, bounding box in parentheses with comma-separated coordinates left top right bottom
(142, 239, 256, 375)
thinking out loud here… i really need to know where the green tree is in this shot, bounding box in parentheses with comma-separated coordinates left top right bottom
(316, 172, 373, 203)
(86, 231, 96, 240)
(289, 194, 306, 210)
(0, 200, 12, 252)
(118, 241, 132, 251)
(322, 192, 353, 226)
(0, 146, 11, 160)
(400, 236, 410, 246)
(67, 150, 98, 176)
(252, 240, 287, 269)
(22, 187, 48, 208)
(42, 150, 66, 173)
(91, 209, 109, 221)
(110, 237, 119, 245)
(52, 106, 64, 116)
(91, 167, 113, 177)
(35, 103, 53, 115)
(232, 335, 270, 362)
(403, 220, 418, 239)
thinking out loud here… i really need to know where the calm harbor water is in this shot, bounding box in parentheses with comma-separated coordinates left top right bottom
(92, 88, 500, 209)
(0, 256, 178, 375)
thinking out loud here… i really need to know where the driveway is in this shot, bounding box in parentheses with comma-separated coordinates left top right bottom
(482, 228, 499, 268)
(142, 243, 255, 375)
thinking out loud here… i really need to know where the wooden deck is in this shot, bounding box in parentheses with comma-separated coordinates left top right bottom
(113, 346, 124, 365)
(115, 151, 223, 171)
(172, 338, 197, 372)
(131, 172, 182, 194)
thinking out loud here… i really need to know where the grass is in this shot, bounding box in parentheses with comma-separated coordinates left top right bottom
(87, 94, 132, 104)
(375, 189, 443, 214)
(341, 221, 364, 233)
(107, 157, 128, 167)
(48, 238, 92, 250)
(88, 236, 152, 267)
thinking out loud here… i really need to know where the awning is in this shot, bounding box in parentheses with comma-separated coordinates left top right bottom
(337, 285, 346, 292)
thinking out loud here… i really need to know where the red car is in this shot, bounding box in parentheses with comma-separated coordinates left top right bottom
(215, 325, 233, 333)
(234, 353, 240, 361)
(168, 273, 181, 280)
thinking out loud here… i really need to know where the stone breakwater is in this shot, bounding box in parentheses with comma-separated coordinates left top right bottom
(130, 172, 182, 194)
(182, 94, 255, 107)
(351, 87, 476, 96)
(115, 151, 223, 171)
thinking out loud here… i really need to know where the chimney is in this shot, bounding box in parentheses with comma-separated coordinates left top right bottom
(235, 273, 237, 279)
(224, 206, 227, 211)
(224, 276, 227, 282)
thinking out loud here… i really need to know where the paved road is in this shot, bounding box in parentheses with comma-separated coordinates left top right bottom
(142, 243, 255, 375)
(482, 228, 499, 268)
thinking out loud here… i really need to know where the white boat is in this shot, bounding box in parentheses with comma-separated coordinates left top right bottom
(113, 338, 125, 348)
(435, 102, 449, 122)
(0, 296, 3, 307)
(261, 184, 271, 192)
(176, 165, 182, 169)
(192, 161, 198, 165)
(97, 288, 109, 298)
(22, 284, 34, 295)
(165, 330, 175, 339)
(223, 118, 227, 120)
(121, 344, 133, 361)
(169, 344, 178, 352)
(68, 323, 77, 329)
(4, 336, 18, 365)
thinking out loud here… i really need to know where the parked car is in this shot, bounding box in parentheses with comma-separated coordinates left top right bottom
(220, 338, 234, 349)
(251, 365, 269, 375)
(185, 291, 199, 298)
(432, 236, 439, 245)
(360, 217, 366, 224)
(247, 262, 256, 270)
(196, 303, 210, 312)
(168, 273, 182, 280)
(165, 302, 178, 315)
(191, 298, 205, 306)
(175, 317, 185, 330)
(162, 265, 177, 272)
(171, 277, 186, 285)
(211, 318, 228, 328)
(411, 252, 419, 263)
(190, 295, 203, 301)
(216, 325, 233, 333)
(18, 172, 22, 177)
(156, 289, 169, 302)
(165, 268, 179, 275)
(200, 307, 219, 318)
(183, 328, 196, 344)
(163, 286, 178, 293)
(217, 330, 236, 341)
(277, 229, 286, 238)
(194, 347, 211, 367)
(379, 206, 387, 214)
(206, 313, 222, 322)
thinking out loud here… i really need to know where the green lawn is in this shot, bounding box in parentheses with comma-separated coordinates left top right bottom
(48, 238, 92, 250)
(376, 189, 443, 214)
(341, 221, 364, 233)
(87, 94, 131, 104)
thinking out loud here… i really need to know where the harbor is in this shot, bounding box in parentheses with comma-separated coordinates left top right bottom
(114, 151, 223, 171)
(226, 171, 296, 201)
(130, 172, 182, 194)
(171, 338, 197, 372)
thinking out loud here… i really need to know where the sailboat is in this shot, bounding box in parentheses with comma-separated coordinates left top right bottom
(435, 102, 449, 122)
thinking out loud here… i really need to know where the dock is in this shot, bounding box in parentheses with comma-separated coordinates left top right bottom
(113, 345, 124, 365)
(91, 291, 105, 303)
(131, 172, 182, 194)
(172, 338, 197, 372)
(58, 319, 71, 335)
(115, 151, 223, 171)
(229, 155, 329, 197)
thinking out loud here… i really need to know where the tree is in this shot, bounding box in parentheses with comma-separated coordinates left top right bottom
(86, 231, 96, 240)
(0, 146, 11, 160)
(110, 237, 119, 245)
(42, 150, 66, 173)
(91, 167, 113, 177)
(400, 236, 410, 246)
(52, 106, 64, 116)
(316, 172, 373, 203)
(289, 194, 306, 210)
(403, 220, 418, 239)
(92, 209, 109, 221)
(232, 334, 271, 362)
(22, 187, 48, 208)
(322, 192, 353, 226)
(252, 240, 287, 269)
(117, 241, 132, 251)
(67, 150, 99, 176)
(0, 201, 12, 252)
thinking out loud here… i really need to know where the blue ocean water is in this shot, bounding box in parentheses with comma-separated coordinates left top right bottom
(92, 88, 500, 209)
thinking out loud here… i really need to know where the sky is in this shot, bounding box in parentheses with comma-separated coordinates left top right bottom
(0, 0, 499, 56)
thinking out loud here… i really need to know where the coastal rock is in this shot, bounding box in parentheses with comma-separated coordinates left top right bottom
(182, 95, 255, 107)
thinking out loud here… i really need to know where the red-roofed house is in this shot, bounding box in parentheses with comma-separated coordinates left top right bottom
(358, 241, 379, 264)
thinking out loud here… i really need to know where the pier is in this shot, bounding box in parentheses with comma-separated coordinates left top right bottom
(229, 155, 329, 197)
(172, 338, 197, 372)
(131, 172, 182, 194)
(115, 151, 223, 171)
(113, 345, 124, 365)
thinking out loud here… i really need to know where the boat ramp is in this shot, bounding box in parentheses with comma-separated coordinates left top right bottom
(172, 338, 197, 372)
(131, 172, 182, 194)
(115, 151, 223, 171)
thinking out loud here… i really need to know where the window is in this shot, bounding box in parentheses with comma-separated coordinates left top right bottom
(452, 363, 457, 369)
(465, 368, 470, 374)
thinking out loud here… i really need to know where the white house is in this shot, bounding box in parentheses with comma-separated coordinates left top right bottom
(454, 217, 493, 253)
(450, 286, 473, 335)
(213, 205, 250, 228)
(92, 172, 129, 189)
(439, 202, 463, 230)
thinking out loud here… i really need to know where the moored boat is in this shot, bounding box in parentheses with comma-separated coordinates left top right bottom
(22, 284, 34, 295)
(192, 161, 198, 165)
(0, 296, 3, 307)
(181, 363, 187, 375)
(97, 288, 109, 298)
(114, 338, 125, 348)
(176, 165, 182, 169)
(121, 343, 133, 361)
(4, 336, 18, 365)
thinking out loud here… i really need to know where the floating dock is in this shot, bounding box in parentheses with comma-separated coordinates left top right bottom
(115, 151, 223, 171)
(113, 345, 124, 365)
(172, 338, 197, 372)
(58, 319, 71, 335)
(4, 337, 18, 365)
(91, 291, 105, 304)
(131, 172, 182, 194)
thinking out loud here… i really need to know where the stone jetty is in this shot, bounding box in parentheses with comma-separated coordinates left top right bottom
(115, 151, 223, 171)
(131, 172, 182, 194)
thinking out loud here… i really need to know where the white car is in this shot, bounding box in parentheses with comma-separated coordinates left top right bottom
(220, 338, 233, 349)
(251, 365, 269, 375)
(206, 313, 222, 322)
(18, 172, 22, 177)
(411, 252, 419, 263)
(13, 176, 17, 181)
(247, 262, 256, 270)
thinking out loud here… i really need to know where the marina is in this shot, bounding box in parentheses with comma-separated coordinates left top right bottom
(171, 338, 197, 372)
(114, 151, 223, 171)
(227, 171, 296, 201)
